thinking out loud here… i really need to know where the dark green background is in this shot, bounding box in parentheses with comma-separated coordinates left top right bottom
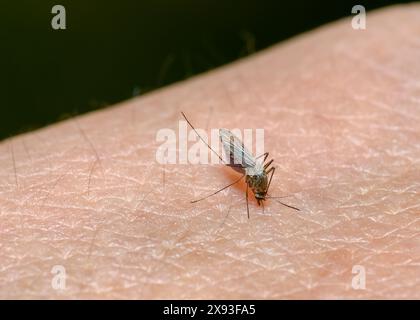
(1, 0, 410, 140)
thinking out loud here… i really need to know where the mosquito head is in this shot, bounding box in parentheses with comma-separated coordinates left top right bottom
(255, 192, 267, 205)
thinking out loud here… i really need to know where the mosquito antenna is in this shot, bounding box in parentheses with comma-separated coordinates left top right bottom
(273, 199, 300, 211)
(181, 112, 226, 164)
(191, 174, 245, 203)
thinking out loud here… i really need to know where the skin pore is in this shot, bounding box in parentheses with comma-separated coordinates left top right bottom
(0, 5, 419, 299)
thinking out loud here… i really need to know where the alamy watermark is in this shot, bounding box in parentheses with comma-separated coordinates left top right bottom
(51, 265, 66, 290)
(51, 5, 66, 30)
(156, 120, 265, 165)
(351, 5, 366, 30)
(352, 265, 366, 290)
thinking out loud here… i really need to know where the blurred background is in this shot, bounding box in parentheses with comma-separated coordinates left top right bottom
(1, 0, 410, 140)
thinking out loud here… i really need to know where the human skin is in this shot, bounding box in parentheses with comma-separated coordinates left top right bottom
(1, 5, 419, 299)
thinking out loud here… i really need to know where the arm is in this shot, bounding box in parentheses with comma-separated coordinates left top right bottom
(1, 4, 419, 298)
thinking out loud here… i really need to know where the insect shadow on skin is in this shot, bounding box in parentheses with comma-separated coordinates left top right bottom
(181, 112, 300, 219)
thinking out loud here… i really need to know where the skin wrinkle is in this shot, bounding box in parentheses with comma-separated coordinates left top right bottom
(0, 5, 420, 298)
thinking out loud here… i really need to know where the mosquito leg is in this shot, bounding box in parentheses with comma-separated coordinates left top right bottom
(273, 199, 300, 211)
(266, 195, 293, 199)
(266, 166, 275, 193)
(246, 183, 250, 219)
(255, 152, 269, 162)
(265, 166, 301, 211)
(263, 153, 269, 163)
(191, 174, 245, 203)
(264, 159, 274, 170)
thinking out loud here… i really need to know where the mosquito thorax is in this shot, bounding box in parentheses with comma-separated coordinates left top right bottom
(245, 164, 264, 176)
(246, 171, 268, 199)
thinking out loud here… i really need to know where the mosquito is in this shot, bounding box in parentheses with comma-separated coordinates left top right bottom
(181, 112, 300, 218)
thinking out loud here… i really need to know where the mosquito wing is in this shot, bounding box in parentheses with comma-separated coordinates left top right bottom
(219, 128, 256, 172)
